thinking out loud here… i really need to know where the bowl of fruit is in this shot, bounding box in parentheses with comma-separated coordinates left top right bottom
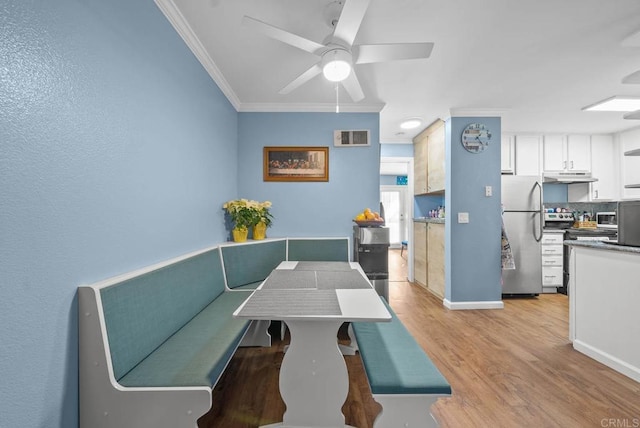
(353, 208, 385, 227)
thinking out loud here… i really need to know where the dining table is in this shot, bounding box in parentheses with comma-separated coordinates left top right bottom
(233, 260, 391, 428)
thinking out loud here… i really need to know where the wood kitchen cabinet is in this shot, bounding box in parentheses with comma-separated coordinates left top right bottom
(413, 221, 427, 287)
(426, 121, 445, 193)
(412, 221, 445, 298)
(413, 119, 445, 194)
(427, 222, 445, 299)
(543, 134, 591, 173)
(413, 135, 428, 195)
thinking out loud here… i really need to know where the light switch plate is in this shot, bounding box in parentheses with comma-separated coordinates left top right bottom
(458, 212, 469, 223)
(485, 186, 492, 197)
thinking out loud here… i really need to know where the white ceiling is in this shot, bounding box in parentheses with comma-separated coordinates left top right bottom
(159, 0, 640, 143)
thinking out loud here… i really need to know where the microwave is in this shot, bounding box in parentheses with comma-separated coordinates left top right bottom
(617, 201, 640, 247)
(596, 212, 617, 229)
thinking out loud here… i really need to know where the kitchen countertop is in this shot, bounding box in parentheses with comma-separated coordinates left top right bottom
(543, 229, 566, 234)
(414, 217, 445, 224)
(564, 240, 640, 254)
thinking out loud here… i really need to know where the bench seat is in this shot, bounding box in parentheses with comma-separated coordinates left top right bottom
(119, 290, 251, 387)
(353, 297, 451, 427)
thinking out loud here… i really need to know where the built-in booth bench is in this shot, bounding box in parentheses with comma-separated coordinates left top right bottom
(79, 235, 451, 428)
(78, 237, 348, 428)
(353, 297, 452, 428)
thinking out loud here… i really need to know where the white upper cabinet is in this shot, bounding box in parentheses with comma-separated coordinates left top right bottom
(514, 135, 542, 176)
(501, 134, 515, 174)
(590, 135, 617, 200)
(567, 134, 617, 202)
(543, 134, 591, 173)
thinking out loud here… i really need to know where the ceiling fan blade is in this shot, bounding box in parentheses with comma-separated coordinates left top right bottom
(278, 64, 323, 94)
(341, 71, 365, 102)
(243, 16, 325, 55)
(332, 0, 371, 47)
(355, 43, 434, 64)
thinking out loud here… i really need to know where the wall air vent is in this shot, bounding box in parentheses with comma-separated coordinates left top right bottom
(334, 130, 370, 147)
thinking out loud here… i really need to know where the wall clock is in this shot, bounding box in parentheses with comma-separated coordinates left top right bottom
(461, 123, 491, 153)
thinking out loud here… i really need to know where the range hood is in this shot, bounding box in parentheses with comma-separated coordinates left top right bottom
(543, 172, 598, 183)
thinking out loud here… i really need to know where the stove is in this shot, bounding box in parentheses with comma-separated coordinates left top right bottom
(543, 212, 575, 230)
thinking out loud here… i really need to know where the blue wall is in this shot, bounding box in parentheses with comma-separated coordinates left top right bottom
(445, 117, 502, 303)
(543, 183, 569, 203)
(238, 112, 380, 244)
(0, 1, 238, 426)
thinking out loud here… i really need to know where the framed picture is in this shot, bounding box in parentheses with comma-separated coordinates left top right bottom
(263, 146, 329, 182)
(334, 130, 370, 147)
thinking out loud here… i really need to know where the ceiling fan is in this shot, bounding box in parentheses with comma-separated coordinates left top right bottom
(242, 0, 434, 102)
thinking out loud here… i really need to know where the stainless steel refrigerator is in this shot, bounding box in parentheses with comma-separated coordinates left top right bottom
(501, 176, 543, 295)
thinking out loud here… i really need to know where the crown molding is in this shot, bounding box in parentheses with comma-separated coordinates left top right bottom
(154, 0, 241, 110)
(239, 102, 386, 113)
(448, 108, 508, 118)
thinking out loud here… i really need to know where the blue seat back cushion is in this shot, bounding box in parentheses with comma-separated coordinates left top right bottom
(353, 299, 451, 395)
(118, 292, 251, 388)
(288, 239, 348, 262)
(221, 240, 286, 288)
(100, 248, 226, 381)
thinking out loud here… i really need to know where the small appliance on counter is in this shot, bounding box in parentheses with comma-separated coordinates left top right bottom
(617, 200, 640, 247)
(596, 211, 617, 229)
(353, 225, 389, 300)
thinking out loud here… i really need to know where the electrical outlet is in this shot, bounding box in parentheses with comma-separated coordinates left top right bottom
(458, 212, 469, 223)
(485, 186, 492, 197)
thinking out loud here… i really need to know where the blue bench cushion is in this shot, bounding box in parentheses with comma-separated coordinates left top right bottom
(101, 248, 226, 380)
(221, 240, 286, 289)
(118, 291, 252, 387)
(353, 298, 451, 395)
(287, 238, 349, 262)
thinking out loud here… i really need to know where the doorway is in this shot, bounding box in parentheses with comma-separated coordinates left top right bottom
(380, 185, 408, 248)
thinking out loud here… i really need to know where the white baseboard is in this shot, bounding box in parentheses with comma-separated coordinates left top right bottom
(443, 299, 504, 310)
(573, 339, 640, 383)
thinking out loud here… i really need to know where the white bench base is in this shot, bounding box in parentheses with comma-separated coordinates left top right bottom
(373, 394, 445, 428)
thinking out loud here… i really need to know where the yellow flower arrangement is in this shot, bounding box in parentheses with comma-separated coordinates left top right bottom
(223, 199, 273, 231)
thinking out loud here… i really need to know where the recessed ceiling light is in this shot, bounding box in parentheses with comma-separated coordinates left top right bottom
(582, 96, 640, 112)
(400, 118, 423, 129)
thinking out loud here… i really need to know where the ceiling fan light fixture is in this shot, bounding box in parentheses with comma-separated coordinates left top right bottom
(322, 49, 352, 82)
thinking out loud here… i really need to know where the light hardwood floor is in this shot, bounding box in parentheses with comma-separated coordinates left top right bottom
(199, 250, 640, 427)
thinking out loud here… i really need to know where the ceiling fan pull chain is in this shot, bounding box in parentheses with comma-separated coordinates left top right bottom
(335, 82, 340, 113)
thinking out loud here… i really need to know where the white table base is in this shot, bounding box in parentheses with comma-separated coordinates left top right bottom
(264, 319, 352, 428)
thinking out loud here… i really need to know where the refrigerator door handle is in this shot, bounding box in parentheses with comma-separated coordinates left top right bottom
(534, 181, 543, 242)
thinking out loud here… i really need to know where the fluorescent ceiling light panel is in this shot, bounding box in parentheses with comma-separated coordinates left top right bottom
(582, 96, 640, 112)
(622, 70, 640, 84)
(623, 110, 640, 120)
(622, 30, 640, 47)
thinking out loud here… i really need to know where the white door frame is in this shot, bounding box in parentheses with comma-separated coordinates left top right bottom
(380, 156, 414, 281)
(380, 185, 408, 248)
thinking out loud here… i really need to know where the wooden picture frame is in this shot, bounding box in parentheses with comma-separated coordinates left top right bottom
(263, 146, 329, 182)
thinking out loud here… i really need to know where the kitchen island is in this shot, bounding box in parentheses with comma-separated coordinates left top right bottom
(566, 240, 640, 382)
